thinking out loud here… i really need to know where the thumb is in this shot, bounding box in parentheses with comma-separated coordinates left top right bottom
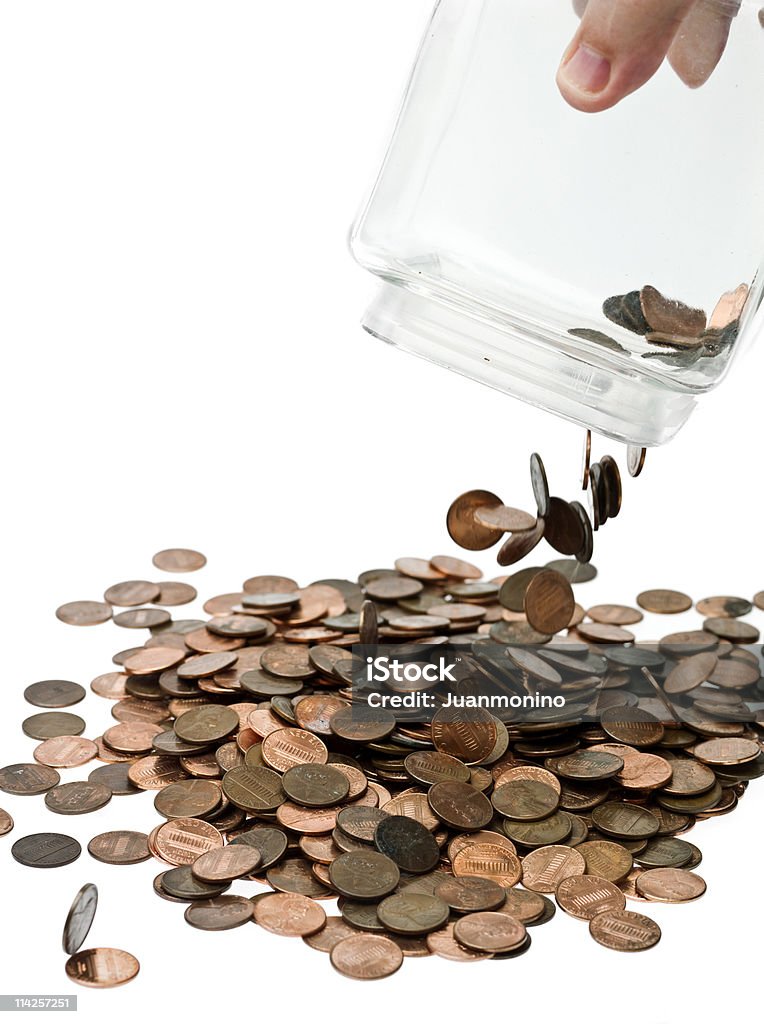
(557, 0, 696, 112)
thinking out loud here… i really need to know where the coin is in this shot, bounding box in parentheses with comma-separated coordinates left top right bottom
(636, 589, 693, 614)
(23, 711, 86, 740)
(104, 580, 161, 606)
(56, 601, 113, 626)
(152, 548, 207, 573)
(175, 704, 239, 743)
(377, 893, 449, 935)
(154, 581, 198, 606)
(428, 781, 493, 830)
(0, 762, 60, 795)
(374, 815, 440, 874)
(154, 818, 224, 865)
(446, 491, 504, 550)
(635, 837, 694, 869)
(578, 840, 633, 882)
(45, 781, 112, 815)
(329, 851, 400, 900)
(635, 867, 707, 903)
(497, 518, 546, 567)
(664, 652, 718, 694)
(431, 706, 497, 764)
(544, 498, 585, 556)
(492, 779, 560, 821)
(524, 569, 575, 634)
(474, 504, 536, 533)
(88, 831, 151, 864)
(154, 779, 221, 819)
(426, 922, 492, 961)
(452, 843, 522, 888)
(24, 679, 86, 708)
(303, 916, 360, 952)
(589, 909, 661, 951)
(434, 875, 506, 913)
(184, 895, 253, 930)
(555, 875, 626, 920)
(34, 736, 98, 768)
(191, 844, 262, 881)
(65, 948, 140, 988)
(11, 832, 81, 868)
(627, 446, 646, 478)
(0, 808, 13, 835)
(522, 845, 586, 893)
(591, 802, 659, 840)
(113, 608, 171, 629)
(330, 934, 403, 980)
(692, 737, 760, 766)
(453, 911, 526, 953)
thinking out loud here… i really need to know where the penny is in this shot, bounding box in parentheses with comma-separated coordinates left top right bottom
(276, 802, 338, 835)
(261, 728, 328, 770)
(636, 589, 693, 614)
(337, 805, 390, 842)
(330, 704, 397, 744)
(521, 845, 586, 893)
(123, 647, 185, 675)
(492, 779, 560, 820)
(704, 617, 760, 643)
(56, 601, 113, 626)
(660, 758, 716, 797)
(591, 802, 660, 840)
(174, 704, 239, 743)
(553, 751, 624, 782)
(222, 765, 285, 812)
(152, 548, 207, 573)
(586, 605, 643, 626)
(664, 652, 718, 694)
(529, 452, 551, 518)
(154, 581, 198, 606)
(154, 817, 224, 865)
(374, 815, 440, 874)
(191, 844, 262, 882)
(434, 875, 506, 914)
(24, 679, 86, 708)
(33, 736, 97, 768)
(127, 756, 187, 790)
(524, 569, 575, 634)
(230, 826, 289, 870)
(62, 883, 98, 954)
(426, 922, 492, 962)
(589, 909, 661, 951)
(267, 857, 332, 898)
(494, 765, 561, 795)
(504, 810, 574, 847)
(12, 832, 82, 868)
(692, 737, 760, 766)
(91, 672, 129, 699)
(544, 498, 585, 556)
(104, 580, 161, 606)
(577, 839, 634, 883)
(617, 752, 672, 791)
(23, 711, 86, 740)
(260, 644, 316, 679)
(65, 948, 140, 988)
(577, 622, 635, 643)
(329, 851, 400, 900)
(696, 595, 752, 618)
(453, 911, 526, 953)
(600, 706, 664, 747)
(184, 895, 253, 930)
(428, 781, 493, 830)
(88, 831, 151, 864)
(452, 843, 522, 888)
(474, 505, 536, 533)
(0, 808, 13, 835)
(446, 490, 504, 550)
(555, 874, 626, 920)
(431, 706, 497, 764)
(640, 285, 706, 337)
(113, 608, 171, 629)
(102, 721, 161, 755)
(303, 916, 360, 952)
(635, 867, 707, 903)
(635, 837, 694, 869)
(497, 518, 546, 567)
(330, 934, 403, 980)
(45, 781, 112, 815)
(0, 762, 60, 795)
(404, 751, 472, 787)
(377, 893, 450, 935)
(627, 445, 646, 478)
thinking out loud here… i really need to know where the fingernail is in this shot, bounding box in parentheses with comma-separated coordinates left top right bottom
(560, 42, 610, 94)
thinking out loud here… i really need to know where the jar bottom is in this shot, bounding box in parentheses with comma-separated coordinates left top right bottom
(362, 282, 697, 446)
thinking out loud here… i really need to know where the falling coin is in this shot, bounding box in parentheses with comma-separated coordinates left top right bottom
(65, 948, 140, 988)
(62, 883, 98, 954)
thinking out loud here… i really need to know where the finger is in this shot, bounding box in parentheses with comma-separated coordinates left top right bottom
(668, 0, 740, 88)
(557, 0, 696, 113)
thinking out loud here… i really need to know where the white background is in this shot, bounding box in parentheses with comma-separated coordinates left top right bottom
(0, 3, 762, 1023)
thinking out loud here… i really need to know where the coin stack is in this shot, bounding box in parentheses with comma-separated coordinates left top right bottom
(0, 548, 762, 981)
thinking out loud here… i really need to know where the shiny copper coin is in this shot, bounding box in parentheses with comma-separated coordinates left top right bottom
(446, 490, 504, 550)
(0, 807, 14, 835)
(452, 843, 522, 888)
(586, 604, 643, 626)
(123, 647, 185, 675)
(692, 737, 760, 766)
(33, 736, 97, 768)
(453, 911, 526, 953)
(127, 755, 187, 790)
(330, 934, 403, 980)
(426, 922, 492, 961)
(636, 589, 693, 614)
(474, 505, 536, 533)
(154, 817, 224, 865)
(635, 867, 707, 902)
(104, 580, 161, 606)
(152, 548, 206, 573)
(102, 721, 161, 755)
(191, 844, 261, 881)
(555, 874, 626, 920)
(431, 706, 497, 764)
(90, 673, 129, 699)
(56, 601, 112, 626)
(589, 909, 661, 951)
(277, 802, 338, 835)
(434, 875, 506, 914)
(65, 948, 140, 988)
(523, 569, 575, 634)
(184, 895, 253, 930)
(522, 845, 586, 893)
(394, 557, 447, 581)
(664, 652, 718, 694)
(87, 831, 150, 864)
(430, 555, 482, 579)
(261, 728, 328, 771)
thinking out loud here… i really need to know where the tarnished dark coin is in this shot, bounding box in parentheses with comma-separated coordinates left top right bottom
(12, 832, 82, 868)
(184, 895, 253, 930)
(377, 893, 450, 936)
(0, 762, 60, 795)
(154, 779, 222, 819)
(544, 498, 585, 556)
(591, 802, 660, 840)
(603, 290, 651, 334)
(374, 815, 439, 874)
(56, 601, 113, 626)
(529, 453, 550, 518)
(497, 518, 546, 567)
(87, 831, 151, 864)
(282, 764, 350, 807)
(696, 595, 752, 618)
(230, 826, 289, 869)
(174, 704, 239, 743)
(446, 490, 504, 550)
(503, 810, 573, 847)
(24, 679, 86, 708)
(152, 548, 207, 573)
(159, 865, 229, 900)
(65, 948, 140, 988)
(635, 837, 694, 869)
(62, 883, 98, 954)
(435, 875, 506, 913)
(45, 781, 112, 815)
(492, 779, 560, 821)
(636, 589, 692, 614)
(22, 711, 86, 740)
(329, 851, 400, 900)
(330, 934, 403, 980)
(266, 857, 332, 898)
(589, 909, 661, 951)
(600, 706, 664, 747)
(546, 558, 597, 583)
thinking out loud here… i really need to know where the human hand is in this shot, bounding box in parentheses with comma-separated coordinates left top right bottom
(557, 0, 741, 112)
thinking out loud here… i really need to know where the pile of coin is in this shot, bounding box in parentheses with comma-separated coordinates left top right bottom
(570, 282, 749, 372)
(447, 445, 645, 571)
(1, 547, 763, 981)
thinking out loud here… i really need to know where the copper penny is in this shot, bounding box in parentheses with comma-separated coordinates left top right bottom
(154, 581, 198, 606)
(635, 867, 706, 902)
(555, 875, 626, 919)
(104, 580, 161, 606)
(0, 808, 14, 835)
(446, 491, 504, 550)
(152, 548, 207, 573)
(33, 736, 98, 768)
(524, 570, 575, 635)
(330, 934, 403, 979)
(430, 555, 482, 580)
(65, 948, 139, 988)
(102, 721, 162, 755)
(589, 909, 661, 951)
(261, 728, 328, 771)
(87, 831, 151, 864)
(521, 845, 586, 893)
(431, 706, 497, 765)
(56, 601, 112, 626)
(154, 817, 224, 865)
(45, 781, 112, 815)
(473, 505, 536, 533)
(636, 590, 693, 614)
(577, 840, 633, 882)
(452, 843, 522, 888)
(453, 911, 526, 953)
(123, 647, 185, 675)
(426, 922, 492, 962)
(191, 844, 261, 882)
(113, 608, 171, 629)
(90, 673, 129, 699)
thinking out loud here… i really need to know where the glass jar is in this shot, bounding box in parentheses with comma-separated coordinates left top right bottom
(351, 0, 764, 445)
